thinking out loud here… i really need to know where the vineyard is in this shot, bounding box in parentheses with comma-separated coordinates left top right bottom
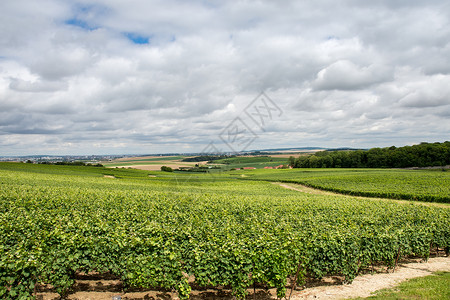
(237, 168, 450, 203)
(0, 163, 449, 299)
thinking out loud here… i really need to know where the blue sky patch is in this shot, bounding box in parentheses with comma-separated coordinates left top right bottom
(65, 18, 97, 31)
(124, 33, 151, 44)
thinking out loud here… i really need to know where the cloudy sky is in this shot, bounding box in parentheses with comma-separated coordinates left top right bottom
(1, 0, 449, 155)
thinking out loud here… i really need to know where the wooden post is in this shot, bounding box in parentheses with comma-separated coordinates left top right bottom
(289, 261, 302, 300)
(393, 246, 401, 273)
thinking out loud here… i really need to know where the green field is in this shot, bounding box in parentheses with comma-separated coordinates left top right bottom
(0, 163, 449, 299)
(233, 168, 450, 203)
(103, 155, 289, 169)
(102, 155, 185, 167)
(212, 156, 288, 169)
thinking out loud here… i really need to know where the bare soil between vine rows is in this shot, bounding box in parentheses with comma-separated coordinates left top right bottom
(35, 256, 449, 300)
(274, 182, 449, 208)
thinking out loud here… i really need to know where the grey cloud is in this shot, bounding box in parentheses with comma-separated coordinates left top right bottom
(27, 47, 97, 80)
(4, 128, 63, 135)
(0, 1, 68, 49)
(0, 113, 68, 135)
(9, 78, 68, 93)
(398, 75, 450, 108)
(436, 106, 450, 118)
(0, 113, 27, 127)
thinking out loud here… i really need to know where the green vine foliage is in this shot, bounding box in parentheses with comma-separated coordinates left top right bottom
(0, 163, 449, 299)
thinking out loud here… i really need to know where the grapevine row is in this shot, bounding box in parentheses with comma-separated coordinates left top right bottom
(0, 165, 448, 299)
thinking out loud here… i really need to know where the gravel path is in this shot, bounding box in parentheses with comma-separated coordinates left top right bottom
(291, 257, 450, 299)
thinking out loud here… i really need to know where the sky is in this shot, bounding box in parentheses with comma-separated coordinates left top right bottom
(1, 0, 449, 156)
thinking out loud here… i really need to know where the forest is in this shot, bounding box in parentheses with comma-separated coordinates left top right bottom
(290, 141, 450, 169)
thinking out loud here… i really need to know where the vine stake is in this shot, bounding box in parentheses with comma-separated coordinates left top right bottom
(426, 241, 433, 261)
(289, 260, 302, 300)
(393, 246, 401, 273)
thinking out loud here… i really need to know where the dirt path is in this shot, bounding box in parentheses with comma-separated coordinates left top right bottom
(274, 182, 337, 196)
(292, 257, 450, 299)
(273, 182, 449, 208)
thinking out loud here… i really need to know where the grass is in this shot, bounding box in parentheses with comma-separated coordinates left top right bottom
(357, 271, 450, 299)
(212, 156, 288, 169)
(102, 155, 185, 166)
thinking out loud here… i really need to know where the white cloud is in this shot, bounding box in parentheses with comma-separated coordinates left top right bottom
(0, 0, 449, 155)
(313, 60, 392, 91)
(398, 74, 450, 108)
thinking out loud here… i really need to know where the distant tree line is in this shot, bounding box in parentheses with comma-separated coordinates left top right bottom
(289, 142, 450, 168)
(177, 165, 222, 172)
(182, 155, 234, 163)
(37, 161, 103, 167)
